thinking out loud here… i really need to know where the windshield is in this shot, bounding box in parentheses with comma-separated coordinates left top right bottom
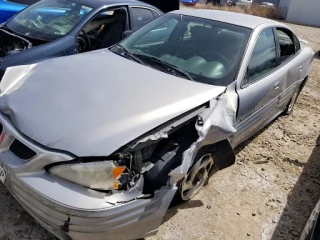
(119, 14, 251, 86)
(6, 0, 93, 41)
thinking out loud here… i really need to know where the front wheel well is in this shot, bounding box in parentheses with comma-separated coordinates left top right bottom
(143, 119, 235, 194)
(210, 139, 236, 170)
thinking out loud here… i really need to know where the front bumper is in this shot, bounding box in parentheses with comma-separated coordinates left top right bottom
(0, 114, 176, 240)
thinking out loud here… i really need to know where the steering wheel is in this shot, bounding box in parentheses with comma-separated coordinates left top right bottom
(77, 30, 91, 53)
(25, 19, 39, 29)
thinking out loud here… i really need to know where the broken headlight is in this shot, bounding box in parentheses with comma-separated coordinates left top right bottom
(49, 161, 126, 191)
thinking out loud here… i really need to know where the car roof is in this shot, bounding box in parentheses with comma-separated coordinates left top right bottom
(74, 0, 155, 9)
(171, 9, 281, 29)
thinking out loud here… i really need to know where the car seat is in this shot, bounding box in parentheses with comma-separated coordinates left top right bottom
(99, 10, 126, 48)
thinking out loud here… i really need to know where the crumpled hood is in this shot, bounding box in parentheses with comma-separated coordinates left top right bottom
(0, 50, 226, 156)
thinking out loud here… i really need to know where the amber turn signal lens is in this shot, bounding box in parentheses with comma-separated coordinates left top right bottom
(112, 166, 126, 179)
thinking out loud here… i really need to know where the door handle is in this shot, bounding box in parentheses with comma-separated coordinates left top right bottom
(274, 81, 281, 90)
(299, 66, 303, 72)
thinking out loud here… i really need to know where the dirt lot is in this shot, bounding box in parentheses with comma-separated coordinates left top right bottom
(0, 23, 319, 240)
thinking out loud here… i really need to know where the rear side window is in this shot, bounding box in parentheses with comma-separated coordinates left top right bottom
(246, 28, 277, 84)
(293, 33, 300, 52)
(131, 8, 154, 31)
(276, 28, 295, 63)
(6, 0, 39, 4)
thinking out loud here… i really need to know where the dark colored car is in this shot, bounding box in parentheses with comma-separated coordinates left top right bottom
(0, 0, 180, 78)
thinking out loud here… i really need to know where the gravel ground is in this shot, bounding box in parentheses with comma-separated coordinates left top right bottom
(0, 23, 319, 240)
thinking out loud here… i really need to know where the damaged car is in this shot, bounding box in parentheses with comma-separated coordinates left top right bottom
(0, 9, 314, 240)
(0, 0, 165, 79)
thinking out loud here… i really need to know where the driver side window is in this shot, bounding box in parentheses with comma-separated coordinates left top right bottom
(78, 9, 127, 53)
(246, 28, 277, 85)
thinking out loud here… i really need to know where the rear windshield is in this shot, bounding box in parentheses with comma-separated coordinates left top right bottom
(6, 0, 39, 5)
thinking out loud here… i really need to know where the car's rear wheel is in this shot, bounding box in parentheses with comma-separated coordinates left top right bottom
(283, 86, 300, 115)
(179, 153, 214, 201)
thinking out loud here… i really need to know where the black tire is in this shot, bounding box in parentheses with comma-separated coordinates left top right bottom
(283, 86, 300, 115)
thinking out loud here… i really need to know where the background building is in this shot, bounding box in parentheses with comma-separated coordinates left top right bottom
(283, 0, 320, 27)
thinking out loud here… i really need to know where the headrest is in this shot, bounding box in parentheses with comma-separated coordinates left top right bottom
(113, 10, 125, 22)
(190, 26, 218, 43)
(217, 30, 241, 45)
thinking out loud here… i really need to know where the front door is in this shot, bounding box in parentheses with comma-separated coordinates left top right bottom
(231, 27, 285, 146)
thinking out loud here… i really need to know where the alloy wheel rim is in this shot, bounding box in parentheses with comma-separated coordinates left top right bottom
(180, 153, 214, 201)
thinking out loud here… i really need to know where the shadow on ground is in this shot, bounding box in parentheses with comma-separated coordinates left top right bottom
(163, 199, 204, 224)
(271, 135, 320, 239)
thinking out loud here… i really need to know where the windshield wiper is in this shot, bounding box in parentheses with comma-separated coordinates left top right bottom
(113, 44, 145, 65)
(133, 54, 194, 81)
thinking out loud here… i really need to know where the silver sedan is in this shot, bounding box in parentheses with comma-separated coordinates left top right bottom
(0, 9, 314, 240)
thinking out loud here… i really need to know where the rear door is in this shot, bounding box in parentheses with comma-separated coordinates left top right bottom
(275, 28, 304, 111)
(231, 27, 285, 146)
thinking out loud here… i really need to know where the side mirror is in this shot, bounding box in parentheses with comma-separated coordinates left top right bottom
(122, 30, 133, 39)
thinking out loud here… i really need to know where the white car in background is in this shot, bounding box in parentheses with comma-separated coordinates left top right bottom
(261, 2, 275, 7)
(235, 0, 252, 6)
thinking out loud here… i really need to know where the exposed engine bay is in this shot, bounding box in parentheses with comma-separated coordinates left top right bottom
(85, 106, 207, 195)
(65, 119, 198, 194)
(51, 108, 203, 195)
(0, 29, 32, 57)
(60, 96, 236, 198)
